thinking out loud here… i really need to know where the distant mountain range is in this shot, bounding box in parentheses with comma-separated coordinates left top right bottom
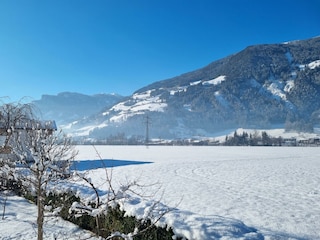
(34, 36, 320, 140)
(33, 92, 123, 125)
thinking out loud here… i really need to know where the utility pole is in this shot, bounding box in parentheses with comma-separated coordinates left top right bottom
(144, 115, 150, 146)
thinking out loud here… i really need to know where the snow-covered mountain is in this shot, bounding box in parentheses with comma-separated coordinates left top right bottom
(33, 92, 124, 125)
(63, 37, 320, 139)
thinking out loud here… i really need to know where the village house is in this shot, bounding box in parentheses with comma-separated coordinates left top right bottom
(0, 119, 57, 190)
(0, 119, 57, 161)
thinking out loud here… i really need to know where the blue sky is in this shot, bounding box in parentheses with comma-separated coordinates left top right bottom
(0, 0, 319, 102)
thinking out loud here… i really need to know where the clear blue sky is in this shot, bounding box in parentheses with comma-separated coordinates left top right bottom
(0, 0, 319, 102)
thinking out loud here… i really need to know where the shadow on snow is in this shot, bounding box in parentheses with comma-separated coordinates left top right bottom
(70, 159, 153, 171)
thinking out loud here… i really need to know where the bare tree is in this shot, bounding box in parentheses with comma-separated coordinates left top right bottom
(15, 130, 77, 240)
(70, 146, 174, 240)
(1, 191, 8, 220)
(0, 102, 35, 194)
(1, 102, 176, 239)
(0, 102, 34, 160)
(0, 102, 77, 240)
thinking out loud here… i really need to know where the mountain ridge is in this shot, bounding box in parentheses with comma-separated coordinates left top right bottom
(40, 36, 320, 140)
(33, 92, 124, 125)
(137, 36, 320, 93)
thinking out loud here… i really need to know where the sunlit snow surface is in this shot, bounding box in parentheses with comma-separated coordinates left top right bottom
(74, 146, 320, 239)
(1, 146, 319, 239)
(203, 75, 226, 86)
(107, 90, 167, 123)
(0, 193, 98, 240)
(307, 60, 320, 70)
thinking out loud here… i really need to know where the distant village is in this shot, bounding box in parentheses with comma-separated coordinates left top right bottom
(77, 130, 320, 147)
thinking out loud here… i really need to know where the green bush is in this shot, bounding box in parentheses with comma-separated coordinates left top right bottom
(42, 192, 181, 240)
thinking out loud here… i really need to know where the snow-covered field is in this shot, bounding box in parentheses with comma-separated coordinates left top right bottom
(75, 146, 320, 239)
(1, 146, 320, 239)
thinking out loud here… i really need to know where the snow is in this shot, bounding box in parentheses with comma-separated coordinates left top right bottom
(298, 64, 306, 70)
(262, 78, 295, 107)
(218, 128, 320, 142)
(107, 90, 167, 122)
(290, 71, 297, 78)
(172, 76, 226, 95)
(284, 80, 295, 92)
(76, 145, 320, 239)
(249, 78, 294, 102)
(202, 75, 226, 86)
(282, 40, 300, 45)
(308, 60, 320, 69)
(183, 104, 192, 112)
(297, 60, 320, 71)
(170, 86, 188, 95)
(190, 80, 202, 86)
(265, 82, 287, 100)
(2, 145, 320, 239)
(262, 77, 289, 101)
(60, 120, 109, 137)
(0, 192, 98, 240)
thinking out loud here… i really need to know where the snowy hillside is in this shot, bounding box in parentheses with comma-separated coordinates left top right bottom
(106, 90, 167, 123)
(63, 36, 320, 140)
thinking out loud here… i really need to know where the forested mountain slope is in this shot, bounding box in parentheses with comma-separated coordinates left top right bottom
(64, 37, 320, 139)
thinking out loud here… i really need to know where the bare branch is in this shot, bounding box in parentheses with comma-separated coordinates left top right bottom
(0, 102, 77, 240)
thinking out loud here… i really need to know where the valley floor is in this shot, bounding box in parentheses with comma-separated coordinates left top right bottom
(77, 146, 320, 239)
(1, 146, 319, 239)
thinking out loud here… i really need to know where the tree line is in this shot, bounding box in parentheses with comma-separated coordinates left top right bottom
(224, 130, 283, 146)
